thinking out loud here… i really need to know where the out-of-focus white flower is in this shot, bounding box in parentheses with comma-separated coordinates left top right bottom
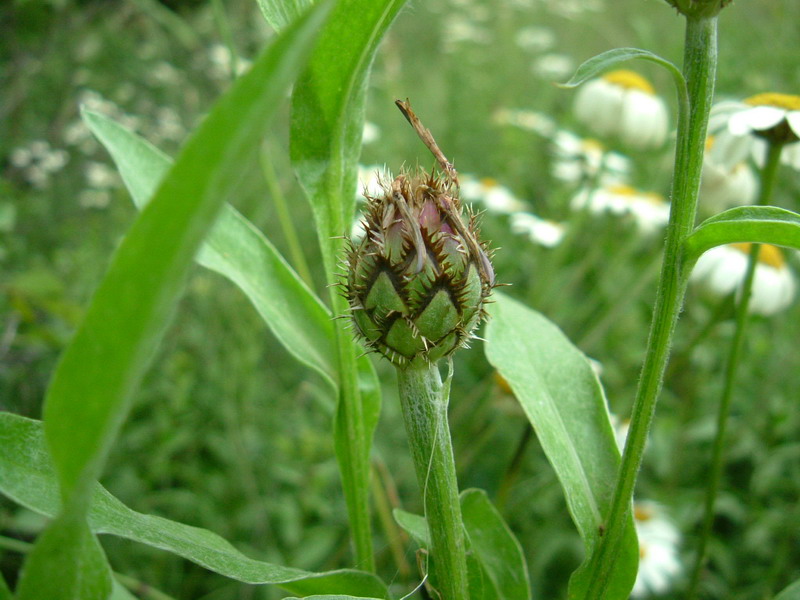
(514, 26, 555, 53)
(362, 121, 380, 145)
(442, 16, 492, 52)
(461, 176, 527, 214)
(708, 94, 800, 171)
(10, 140, 70, 188)
(700, 135, 758, 213)
(493, 108, 557, 137)
(510, 212, 565, 248)
(631, 502, 682, 598)
(85, 161, 119, 189)
(571, 184, 670, 233)
(208, 43, 252, 79)
(691, 243, 796, 316)
(79, 189, 111, 209)
(574, 70, 669, 150)
(552, 130, 631, 185)
(356, 164, 391, 200)
(532, 53, 574, 81)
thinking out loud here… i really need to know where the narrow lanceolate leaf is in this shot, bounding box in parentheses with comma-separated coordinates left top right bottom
(82, 110, 337, 388)
(559, 47, 688, 124)
(392, 490, 531, 600)
(16, 516, 113, 600)
(484, 293, 638, 599)
(775, 579, 800, 600)
(683, 205, 800, 273)
(18, 5, 333, 599)
(0, 413, 389, 598)
(560, 47, 685, 93)
(0, 572, 10, 600)
(255, 0, 314, 31)
(291, 0, 408, 266)
(290, 0, 408, 569)
(460, 489, 531, 600)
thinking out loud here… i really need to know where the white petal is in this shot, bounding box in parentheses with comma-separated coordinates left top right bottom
(729, 106, 785, 135)
(785, 110, 800, 137)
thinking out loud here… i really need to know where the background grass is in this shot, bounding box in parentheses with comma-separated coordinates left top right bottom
(2, 0, 800, 598)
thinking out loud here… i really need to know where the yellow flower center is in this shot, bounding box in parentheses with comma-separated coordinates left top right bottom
(480, 177, 499, 188)
(705, 135, 716, 151)
(602, 70, 655, 95)
(634, 504, 654, 522)
(730, 243, 786, 268)
(744, 93, 800, 111)
(608, 184, 639, 196)
(607, 185, 665, 205)
(581, 138, 605, 153)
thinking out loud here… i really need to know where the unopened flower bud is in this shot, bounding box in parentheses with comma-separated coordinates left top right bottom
(344, 169, 495, 366)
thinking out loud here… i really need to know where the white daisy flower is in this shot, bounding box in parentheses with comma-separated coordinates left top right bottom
(493, 108, 557, 137)
(551, 130, 631, 185)
(573, 70, 669, 150)
(532, 53, 575, 81)
(691, 243, 797, 316)
(699, 135, 758, 213)
(708, 94, 800, 171)
(514, 26, 555, 53)
(571, 184, 670, 234)
(510, 212, 565, 248)
(631, 502, 682, 598)
(460, 176, 528, 214)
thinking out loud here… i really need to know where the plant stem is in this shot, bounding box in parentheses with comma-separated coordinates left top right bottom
(581, 15, 718, 598)
(687, 140, 784, 598)
(397, 360, 469, 600)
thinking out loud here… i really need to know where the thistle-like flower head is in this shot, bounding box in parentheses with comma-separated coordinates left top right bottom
(345, 167, 495, 366)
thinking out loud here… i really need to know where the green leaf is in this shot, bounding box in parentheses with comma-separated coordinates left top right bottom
(484, 292, 638, 599)
(460, 489, 531, 600)
(683, 205, 800, 273)
(290, 0, 408, 568)
(16, 515, 113, 600)
(47, 0, 332, 508)
(775, 579, 800, 600)
(255, 0, 314, 31)
(0, 413, 389, 598)
(291, 0, 407, 266)
(18, 6, 333, 598)
(82, 109, 338, 388)
(559, 47, 688, 130)
(0, 575, 9, 600)
(393, 490, 531, 600)
(560, 47, 684, 91)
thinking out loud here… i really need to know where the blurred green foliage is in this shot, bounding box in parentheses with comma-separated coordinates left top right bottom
(2, 0, 800, 598)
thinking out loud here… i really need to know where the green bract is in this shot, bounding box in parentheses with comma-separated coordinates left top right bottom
(345, 170, 494, 366)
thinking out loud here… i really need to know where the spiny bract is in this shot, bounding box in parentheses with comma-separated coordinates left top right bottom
(344, 168, 495, 366)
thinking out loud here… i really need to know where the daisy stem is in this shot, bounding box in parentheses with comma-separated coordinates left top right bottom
(687, 140, 784, 599)
(396, 359, 469, 600)
(580, 15, 718, 599)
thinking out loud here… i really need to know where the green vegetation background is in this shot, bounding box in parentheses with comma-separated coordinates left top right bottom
(2, 0, 799, 598)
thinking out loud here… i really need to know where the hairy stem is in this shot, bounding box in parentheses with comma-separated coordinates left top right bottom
(687, 140, 784, 597)
(581, 15, 718, 598)
(397, 360, 469, 600)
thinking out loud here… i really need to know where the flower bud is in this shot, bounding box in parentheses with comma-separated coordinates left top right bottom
(345, 169, 495, 366)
